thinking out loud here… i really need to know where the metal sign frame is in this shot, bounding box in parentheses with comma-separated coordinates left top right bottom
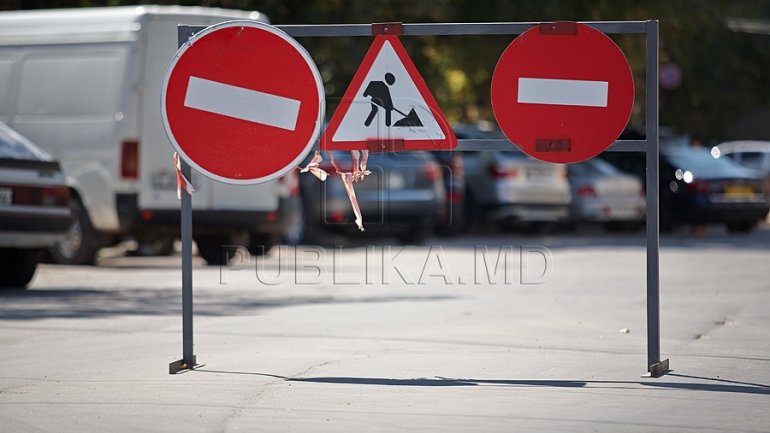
(170, 20, 668, 378)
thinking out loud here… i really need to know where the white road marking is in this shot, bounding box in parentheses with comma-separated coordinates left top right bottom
(184, 76, 301, 131)
(517, 77, 608, 107)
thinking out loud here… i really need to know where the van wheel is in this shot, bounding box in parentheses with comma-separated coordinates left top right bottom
(0, 249, 40, 288)
(250, 233, 278, 256)
(50, 199, 101, 265)
(197, 232, 251, 265)
(195, 234, 229, 266)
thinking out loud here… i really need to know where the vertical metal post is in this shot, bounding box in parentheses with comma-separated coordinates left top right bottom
(170, 25, 198, 374)
(644, 19, 668, 378)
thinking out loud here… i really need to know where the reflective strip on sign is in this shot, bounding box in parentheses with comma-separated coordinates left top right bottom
(184, 76, 301, 131)
(517, 77, 609, 108)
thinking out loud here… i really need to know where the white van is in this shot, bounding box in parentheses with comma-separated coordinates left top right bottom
(0, 6, 300, 265)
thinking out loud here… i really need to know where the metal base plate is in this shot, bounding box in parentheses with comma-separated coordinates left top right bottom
(169, 356, 199, 374)
(642, 358, 670, 378)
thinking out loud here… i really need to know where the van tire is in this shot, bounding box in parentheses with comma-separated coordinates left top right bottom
(0, 249, 40, 288)
(50, 199, 101, 266)
(250, 233, 277, 256)
(195, 234, 229, 266)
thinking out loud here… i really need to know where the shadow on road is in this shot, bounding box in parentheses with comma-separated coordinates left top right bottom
(439, 226, 770, 252)
(0, 289, 455, 320)
(194, 368, 770, 395)
(286, 376, 770, 395)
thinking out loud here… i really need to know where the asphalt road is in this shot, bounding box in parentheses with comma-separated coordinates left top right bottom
(1, 227, 769, 432)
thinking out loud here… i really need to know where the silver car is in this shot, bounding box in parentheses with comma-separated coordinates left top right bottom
(0, 122, 72, 288)
(567, 157, 646, 230)
(462, 150, 572, 229)
(455, 123, 571, 230)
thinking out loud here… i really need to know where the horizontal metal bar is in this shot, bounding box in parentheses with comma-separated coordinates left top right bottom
(450, 139, 511, 151)
(182, 21, 648, 38)
(452, 139, 646, 152)
(608, 140, 647, 152)
(279, 21, 647, 36)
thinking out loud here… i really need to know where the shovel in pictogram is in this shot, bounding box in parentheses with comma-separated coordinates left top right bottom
(392, 107, 423, 127)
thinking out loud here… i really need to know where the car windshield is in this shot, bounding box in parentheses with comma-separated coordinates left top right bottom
(735, 152, 767, 171)
(0, 122, 51, 160)
(665, 147, 748, 177)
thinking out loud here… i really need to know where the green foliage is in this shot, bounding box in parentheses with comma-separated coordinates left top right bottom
(5, 0, 770, 141)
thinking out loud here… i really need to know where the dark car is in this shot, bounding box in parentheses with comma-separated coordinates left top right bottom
(714, 141, 770, 202)
(0, 122, 72, 288)
(601, 146, 769, 232)
(298, 151, 446, 244)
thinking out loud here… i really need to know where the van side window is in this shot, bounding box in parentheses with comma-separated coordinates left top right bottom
(0, 55, 14, 118)
(18, 52, 123, 116)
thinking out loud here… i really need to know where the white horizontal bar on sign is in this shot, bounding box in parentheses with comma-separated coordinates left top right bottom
(517, 77, 609, 108)
(184, 76, 301, 131)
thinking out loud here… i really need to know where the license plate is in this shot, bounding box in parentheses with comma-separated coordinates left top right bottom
(725, 184, 754, 197)
(0, 188, 12, 205)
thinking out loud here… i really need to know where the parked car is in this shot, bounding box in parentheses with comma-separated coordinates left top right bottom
(567, 157, 645, 230)
(298, 151, 446, 244)
(713, 141, 770, 200)
(601, 146, 769, 232)
(0, 122, 72, 288)
(0, 6, 297, 266)
(457, 124, 571, 230)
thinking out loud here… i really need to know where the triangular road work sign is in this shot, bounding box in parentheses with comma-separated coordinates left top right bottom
(322, 35, 457, 152)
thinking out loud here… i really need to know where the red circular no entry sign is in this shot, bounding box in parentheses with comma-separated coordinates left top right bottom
(162, 21, 324, 184)
(491, 22, 634, 164)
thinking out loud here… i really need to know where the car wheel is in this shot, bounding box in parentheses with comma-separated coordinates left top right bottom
(250, 233, 278, 256)
(726, 220, 757, 234)
(605, 221, 642, 232)
(50, 198, 101, 265)
(500, 221, 545, 233)
(0, 248, 41, 289)
(461, 191, 480, 233)
(658, 202, 679, 233)
(132, 235, 175, 256)
(436, 200, 466, 236)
